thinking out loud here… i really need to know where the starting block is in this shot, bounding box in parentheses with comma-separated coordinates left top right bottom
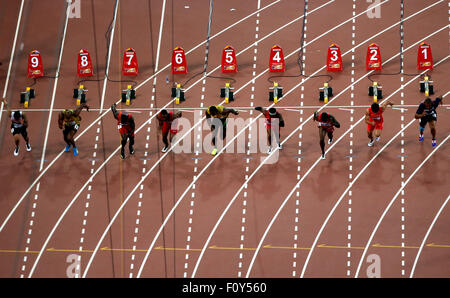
(20, 87, 35, 108)
(121, 85, 136, 105)
(319, 82, 333, 103)
(220, 83, 234, 103)
(73, 85, 88, 105)
(419, 75, 434, 96)
(269, 82, 283, 103)
(368, 81, 383, 102)
(171, 83, 185, 104)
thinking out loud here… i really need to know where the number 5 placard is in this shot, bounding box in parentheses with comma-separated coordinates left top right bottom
(28, 50, 44, 78)
(327, 44, 343, 71)
(122, 48, 138, 75)
(77, 49, 93, 77)
(221, 45, 237, 73)
(172, 46, 187, 74)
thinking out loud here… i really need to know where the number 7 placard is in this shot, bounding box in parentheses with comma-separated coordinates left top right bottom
(172, 46, 187, 74)
(122, 48, 138, 75)
(269, 45, 285, 72)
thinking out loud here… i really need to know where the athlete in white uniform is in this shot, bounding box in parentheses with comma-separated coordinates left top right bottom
(2, 99, 31, 156)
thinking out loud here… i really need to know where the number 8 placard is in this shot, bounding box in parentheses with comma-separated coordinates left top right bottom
(77, 49, 93, 77)
(27, 50, 44, 78)
(172, 46, 187, 74)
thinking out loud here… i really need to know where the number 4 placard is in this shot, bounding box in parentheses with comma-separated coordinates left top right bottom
(122, 48, 138, 75)
(77, 49, 93, 77)
(327, 44, 343, 71)
(269, 45, 285, 72)
(221, 45, 237, 73)
(27, 50, 44, 78)
(172, 46, 187, 74)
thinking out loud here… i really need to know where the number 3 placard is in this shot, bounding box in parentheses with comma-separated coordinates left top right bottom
(326, 44, 342, 71)
(27, 50, 44, 78)
(77, 49, 93, 77)
(172, 46, 187, 74)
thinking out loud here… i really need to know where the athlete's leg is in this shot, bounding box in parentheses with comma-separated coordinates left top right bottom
(319, 128, 326, 155)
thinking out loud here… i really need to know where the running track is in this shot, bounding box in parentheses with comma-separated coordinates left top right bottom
(0, 0, 448, 278)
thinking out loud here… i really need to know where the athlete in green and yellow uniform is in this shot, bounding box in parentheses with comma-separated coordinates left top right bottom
(58, 103, 89, 156)
(205, 105, 239, 155)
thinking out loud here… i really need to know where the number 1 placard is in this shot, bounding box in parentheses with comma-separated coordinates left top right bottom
(417, 42, 433, 70)
(172, 46, 187, 74)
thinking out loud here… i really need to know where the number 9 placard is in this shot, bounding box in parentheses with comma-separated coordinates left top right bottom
(27, 50, 44, 78)
(172, 46, 187, 74)
(77, 49, 93, 77)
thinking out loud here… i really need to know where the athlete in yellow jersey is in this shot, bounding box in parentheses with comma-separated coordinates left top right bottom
(205, 105, 239, 155)
(58, 103, 89, 156)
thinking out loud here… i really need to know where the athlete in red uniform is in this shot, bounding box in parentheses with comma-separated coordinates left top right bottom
(156, 109, 182, 152)
(365, 101, 393, 147)
(111, 103, 135, 159)
(313, 111, 340, 160)
(255, 106, 285, 153)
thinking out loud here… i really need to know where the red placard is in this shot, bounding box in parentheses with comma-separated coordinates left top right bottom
(77, 49, 93, 77)
(27, 50, 44, 78)
(269, 45, 285, 72)
(221, 45, 237, 73)
(326, 43, 343, 71)
(172, 46, 187, 74)
(122, 48, 139, 75)
(417, 42, 433, 70)
(366, 43, 382, 71)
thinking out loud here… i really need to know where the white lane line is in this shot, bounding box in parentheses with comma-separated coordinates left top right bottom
(0, 0, 25, 124)
(355, 134, 450, 278)
(410, 194, 450, 278)
(199, 26, 448, 279)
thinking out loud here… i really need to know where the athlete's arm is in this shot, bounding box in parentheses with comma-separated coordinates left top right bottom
(74, 103, 89, 116)
(2, 99, 12, 117)
(381, 100, 394, 112)
(254, 106, 267, 115)
(173, 111, 182, 119)
(414, 104, 425, 119)
(58, 112, 64, 129)
(330, 115, 340, 128)
(22, 113, 29, 128)
(223, 107, 239, 116)
(111, 103, 119, 120)
(278, 113, 285, 127)
(129, 116, 136, 132)
(365, 109, 375, 125)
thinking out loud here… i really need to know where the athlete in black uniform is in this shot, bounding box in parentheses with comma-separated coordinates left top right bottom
(415, 96, 443, 147)
(2, 99, 31, 156)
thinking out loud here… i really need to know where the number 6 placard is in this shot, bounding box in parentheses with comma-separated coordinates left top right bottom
(221, 45, 237, 73)
(77, 49, 93, 77)
(326, 43, 343, 71)
(172, 46, 187, 74)
(122, 48, 138, 75)
(27, 50, 44, 78)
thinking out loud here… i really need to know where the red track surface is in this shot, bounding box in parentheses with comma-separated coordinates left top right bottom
(0, 0, 448, 279)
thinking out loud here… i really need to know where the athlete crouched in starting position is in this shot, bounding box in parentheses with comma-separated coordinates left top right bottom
(365, 100, 394, 147)
(313, 111, 340, 160)
(111, 103, 136, 159)
(205, 105, 239, 155)
(255, 106, 285, 153)
(2, 99, 31, 156)
(156, 109, 182, 153)
(415, 96, 443, 147)
(58, 103, 89, 156)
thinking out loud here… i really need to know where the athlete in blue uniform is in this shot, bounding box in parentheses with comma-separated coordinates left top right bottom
(414, 96, 443, 147)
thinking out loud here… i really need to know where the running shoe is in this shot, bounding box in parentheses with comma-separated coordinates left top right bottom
(375, 137, 380, 142)
(368, 140, 374, 147)
(65, 144, 71, 152)
(321, 153, 326, 160)
(14, 146, 19, 156)
(267, 147, 272, 154)
(432, 139, 437, 147)
(328, 138, 333, 145)
(73, 147, 79, 156)
(26, 143, 32, 151)
(419, 134, 424, 142)
(129, 146, 135, 155)
(120, 149, 125, 159)
(278, 143, 283, 150)
(162, 146, 169, 153)
(211, 148, 218, 156)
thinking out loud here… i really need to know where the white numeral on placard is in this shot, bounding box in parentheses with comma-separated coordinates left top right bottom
(175, 53, 183, 64)
(80, 55, 88, 67)
(126, 53, 134, 65)
(370, 49, 378, 61)
(421, 48, 428, 60)
(225, 51, 233, 63)
(31, 56, 39, 68)
(272, 51, 281, 63)
(330, 50, 338, 62)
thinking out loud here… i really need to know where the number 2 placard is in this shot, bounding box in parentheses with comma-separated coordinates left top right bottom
(172, 46, 187, 74)
(27, 50, 44, 78)
(366, 43, 382, 71)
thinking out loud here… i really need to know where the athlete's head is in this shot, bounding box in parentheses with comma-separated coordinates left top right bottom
(371, 103, 380, 113)
(64, 109, 73, 118)
(424, 98, 432, 108)
(120, 112, 129, 123)
(268, 107, 277, 116)
(13, 111, 21, 120)
(320, 112, 329, 122)
(209, 106, 218, 116)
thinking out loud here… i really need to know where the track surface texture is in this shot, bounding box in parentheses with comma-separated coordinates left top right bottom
(0, 0, 448, 279)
